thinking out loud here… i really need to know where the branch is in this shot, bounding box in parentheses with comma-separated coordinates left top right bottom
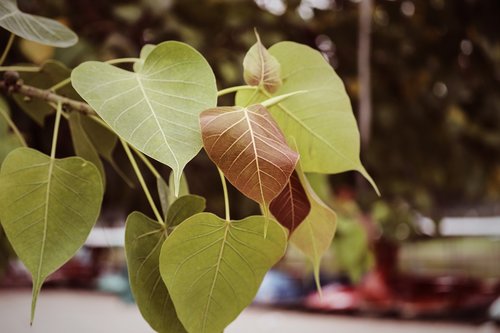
(0, 72, 94, 115)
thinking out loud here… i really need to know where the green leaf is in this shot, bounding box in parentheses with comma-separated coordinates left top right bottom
(166, 195, 206, 227)
(12, 60, 78, 125)
(157, 177, 170, 219)
(0, 97, 23, 163)
(0, 148, 103, 321)
(125, 212, 187, 333)
(133, 44, 156, 72)
(168, 171, 190, 205)
(290, 164, 337, 292)
(200, 104, 298, 206)
(236, 42, 378, 194)
(68, 112, 106, 185)
(269, 170, 311, 233)
(243, 31, 282, 93)
(72, 41, 217, 194)
(160, 213, 287, 333)
(0, 0, 77, 47)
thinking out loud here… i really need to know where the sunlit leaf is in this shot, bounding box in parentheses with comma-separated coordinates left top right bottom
(160, 213, 287, 333)
(133, 44, 156, 72)
(200, 104, 298, 206)
(0, 148, 103, 321)
(243, 31, 282, 93)
(0, 0, 77, 47)
(125, 212, 186, 333)
(290, 163, 337, 291)
(236, 42, 378, 194)
(72, 41, 217, 194)
(166, 195, 205, 227)
(269, 170, 310, 233)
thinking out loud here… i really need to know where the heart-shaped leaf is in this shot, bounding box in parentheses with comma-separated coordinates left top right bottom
(0, 148, 103, 321)
(243, 31, 281, 93)
(166, 195, 205, 227)
(0, 0, 77, 47)
(160, 213, 287, 333)
(72, 41, 218, 194)
(269, 170, 310, 233)
(236, 42, 378, 194)
(125, 212, 187, 333)
(290, 164, 337, 291)
(200, 104, 298, 206)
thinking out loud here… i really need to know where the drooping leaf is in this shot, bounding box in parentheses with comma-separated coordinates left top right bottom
(168, 171, 190, 205)
(157, 177, 170, 219)
(68, 112, 105, 184)
(125, 212, 186, 333)
(0, 0, 77, 47)
(133, 44, 156, 72)
(290, 164, 337, 292)
(243, 31, 282, 93)
(0, 148, 103, 321)
(236, 42, 378, 194)
(72, 41, 217, 194)
(200, 104, 298, 206)
(269, 170, 310, 233)
(160, 213, 287, 333)
(166, 195, 205, 227)
(13, 60, 79, 125)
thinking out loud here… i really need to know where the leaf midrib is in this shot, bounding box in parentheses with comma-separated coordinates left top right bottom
(243, 108, 266, 205)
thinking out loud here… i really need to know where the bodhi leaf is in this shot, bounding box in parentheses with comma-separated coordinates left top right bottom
(125, 212, 187, 333)
(71, 41, 218, 194)
(133, 44, 156, 72)
(157, 177, 170, 219)
(0, 148, 103, 321)
(243, 31, 282, 93)
(290, 164, 337, 292)
(236, 42, 378, 194)
(200, 104, 298, 206)
(168, 171, 190, 205)
(0, 97, 23, 163)
(166, 195, 206, 227)
(160, 213, 287, 333)
(0, 0, 77, 47)
(269, 170, 310, 234)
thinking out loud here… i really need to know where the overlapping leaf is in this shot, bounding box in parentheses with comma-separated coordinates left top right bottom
(166, 195, 205, 227)
(0, 148, 103, 321)
(0, 0, 77, 47)
(159, 213, 287, 333)
(125, 212, 186, 333)
(236, 42, 378, 194)
(243, 32, 281, 93)
(200, 104, 298, 205)
(269, 170, 310, 233)
(72, 41, 217, 194)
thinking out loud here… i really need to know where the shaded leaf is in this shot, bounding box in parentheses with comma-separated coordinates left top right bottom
(200, 104, 298, 206)
(0, 148, 103, 321)
(0, 0, 77, 47)
(269, 170, 310, 233)
(157, 177, 170, 219)
(168, 171, 190, 205)
(72, 41, 217, 194)
(125, 212, 186, 333)
(0, 97, 24, 163)
(290, 164, 337, 291)
(243, 31, 282, 93)
(166, 195, 205, 227)
(236, 42, 378, 194)
(160, 213, 287, 333)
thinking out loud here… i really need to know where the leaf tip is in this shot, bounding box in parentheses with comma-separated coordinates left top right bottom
(359, 166, 380, 196)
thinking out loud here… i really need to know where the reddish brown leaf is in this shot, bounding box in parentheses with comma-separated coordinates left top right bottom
(270, 170, 311, 233)
(200, 104, 298, 205)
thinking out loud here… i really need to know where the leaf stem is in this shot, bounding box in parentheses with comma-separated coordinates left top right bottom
(106, 58, 139, 65)
(121, 138, 165, 226)
(217, 168, 231, 221)
(0, 105, 27, 147)
(49, 77, 71, 92)
(0, 66, 39, 72)
(261, 90, 308, 108)
(50, 101, 63, 159)
(131, 147, 162, 180)
(0, 33, 15, 66)
(217, 85, 257, 97)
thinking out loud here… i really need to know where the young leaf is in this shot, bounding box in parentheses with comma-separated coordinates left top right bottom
(290, 164, 337, 292)
(166, 195, 205, 227)
(72, 41, 217, 194)
(125, 212, 187, 333)
(0, 0, 77, 47)
(0, 148, 103, 321)
(269, 170, 311, 233)
(200, 104, 298, 206)
(243, 31, 282, 93)
(236, 42, 378, 194)
(159, 213, 287, 333)
(68, 112, 106, 184)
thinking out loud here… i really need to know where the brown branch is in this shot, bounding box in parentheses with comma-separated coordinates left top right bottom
(0, 74, 94, 115)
